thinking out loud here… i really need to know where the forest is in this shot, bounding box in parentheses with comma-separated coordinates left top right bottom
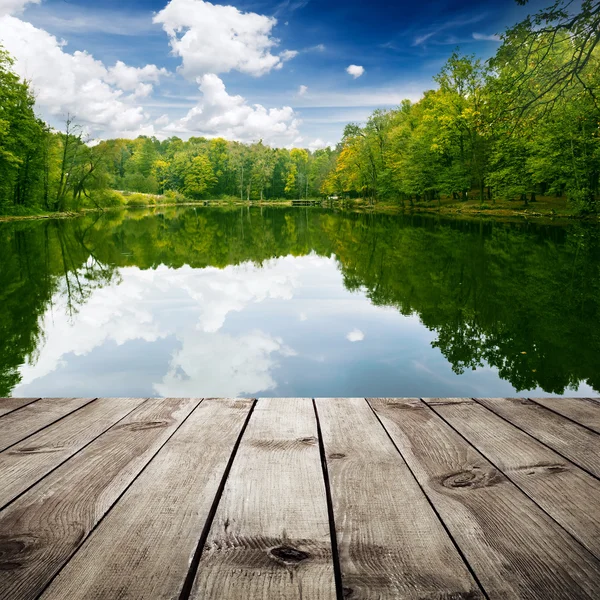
(0, 0, 599, 215)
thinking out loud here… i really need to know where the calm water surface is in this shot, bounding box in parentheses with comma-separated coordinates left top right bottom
(1, 207, 599, 398)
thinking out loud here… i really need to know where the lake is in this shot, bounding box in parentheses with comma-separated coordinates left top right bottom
(1, 206, 598, 399)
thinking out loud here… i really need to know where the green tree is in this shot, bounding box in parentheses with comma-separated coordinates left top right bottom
(183, 153, 217, 199)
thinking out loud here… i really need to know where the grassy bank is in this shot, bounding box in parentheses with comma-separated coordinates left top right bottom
(346, 194, 600, 221)
(2, 190, 598, 223)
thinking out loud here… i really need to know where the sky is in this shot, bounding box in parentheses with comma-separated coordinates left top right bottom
(0, 0, 547, 148)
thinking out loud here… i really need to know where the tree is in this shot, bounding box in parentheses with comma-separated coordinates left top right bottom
(493, 0, 600, 120)
(183, 153, 217, 199)
(0, 45, 48, 211)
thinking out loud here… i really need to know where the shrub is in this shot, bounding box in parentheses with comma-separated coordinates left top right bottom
(125, 193, 153, 207)
(163, 189, 187, 203)
(90, 189, 125, 208)
(568, 189, 598, 215)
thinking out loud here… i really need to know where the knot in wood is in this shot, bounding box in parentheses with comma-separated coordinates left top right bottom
(269, 545, 310, 564)
(343, 587, 354, 598)
(299, 436, 318, 445)
(122, 420, 169, 431)
(329, 453, 346, 460)
(0, 536, 36, 570)
(442, 467, 499, 490)
(522, 462, 568, 476)
(10, 446, 61, 455)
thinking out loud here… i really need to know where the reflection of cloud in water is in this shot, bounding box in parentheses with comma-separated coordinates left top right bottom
(166, 260, 299, 333)
(14, 256, 330, 395)
(155, 330, 296, 397)
(346, 328, 364, 342)
(17, 269, 166, 387)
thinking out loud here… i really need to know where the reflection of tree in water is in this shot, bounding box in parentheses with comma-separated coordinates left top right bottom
(0, 206, 598, 395)
(0, 218, 117, 395)
(56, 216, 120, 317)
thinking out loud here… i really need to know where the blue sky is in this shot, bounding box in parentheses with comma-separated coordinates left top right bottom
(0, 0, 547, 147)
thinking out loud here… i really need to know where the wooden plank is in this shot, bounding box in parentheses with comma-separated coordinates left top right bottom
(0, 397, 200, 600)
(316, 397, 482, 599)
(0, 397, 95, 452)
(530, 397, 600, 434)
(423, 397, 600, 559)
(0, 397, 146, 509)
(370, 398, 600, 599)
(475, 397, 600, 479)
(39, 398, 253, 600)
(190, 398, 336, 600)
(0, 398, 40, 418)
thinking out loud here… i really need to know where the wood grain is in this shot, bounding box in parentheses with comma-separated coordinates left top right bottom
(190, 398, 336, 600)
(0, 398, 40, 418)
(0, 397, 95, 452)
(0, 397, 145, 509)
(0, 397, 200, 600)
(424, 397, 600, 559)
(475, 397, 600, 478)
(316, 397, 482, 599)
(530, 397, 600, 434)
(39, 398, 252, 600)
(370, 398, 600, 599)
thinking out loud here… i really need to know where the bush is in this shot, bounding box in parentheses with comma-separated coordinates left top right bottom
(90, 189, 125, 208)
(0, 204, 45, 216)
(125, 193, 154, 207)
(163, 189, 188, 203)
(568, 189, 598, 215)
(215, 194, 239, 203)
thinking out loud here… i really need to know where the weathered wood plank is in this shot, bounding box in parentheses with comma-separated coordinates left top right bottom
(0, 397, 146, 509)
(475, 397, 600, 479)
(370, 398, 600, 599)
(0, 397, 96, 452)
(39, 398, 253, 600)
(316, 397, 482, 599)
(0, 397, 200, 600)
(0, 398, 40, 418)
(530, 397, 600, 434)
(424, 397, 600, 559)
(190, 398, 336, 600)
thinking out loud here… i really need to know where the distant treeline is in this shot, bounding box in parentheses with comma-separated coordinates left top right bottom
(1, 0, 599, 214)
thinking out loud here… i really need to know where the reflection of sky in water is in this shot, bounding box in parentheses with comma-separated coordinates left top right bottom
(13, 253, 595, 399)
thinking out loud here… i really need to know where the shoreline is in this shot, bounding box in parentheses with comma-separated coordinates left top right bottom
(1, 199, 599, 223)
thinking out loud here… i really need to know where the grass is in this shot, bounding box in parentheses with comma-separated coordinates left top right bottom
(345, 193, 598, 221)
(2, 190, 597, 223)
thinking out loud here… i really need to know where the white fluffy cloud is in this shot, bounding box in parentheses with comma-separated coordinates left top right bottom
(298, 84, 308, 96)
(105, 61, 168, 98)
(153, 0, 295, 78)
(308, 138, 332, 151)
(280, 49, 298, 62)
(165, 73, 301, 145)
(0, 0, 39, 17)
(346, 64, 365, 79)
(0, 15, 166, 136)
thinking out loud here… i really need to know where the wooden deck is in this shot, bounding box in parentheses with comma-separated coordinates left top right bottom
(1, 397, 600, 599)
